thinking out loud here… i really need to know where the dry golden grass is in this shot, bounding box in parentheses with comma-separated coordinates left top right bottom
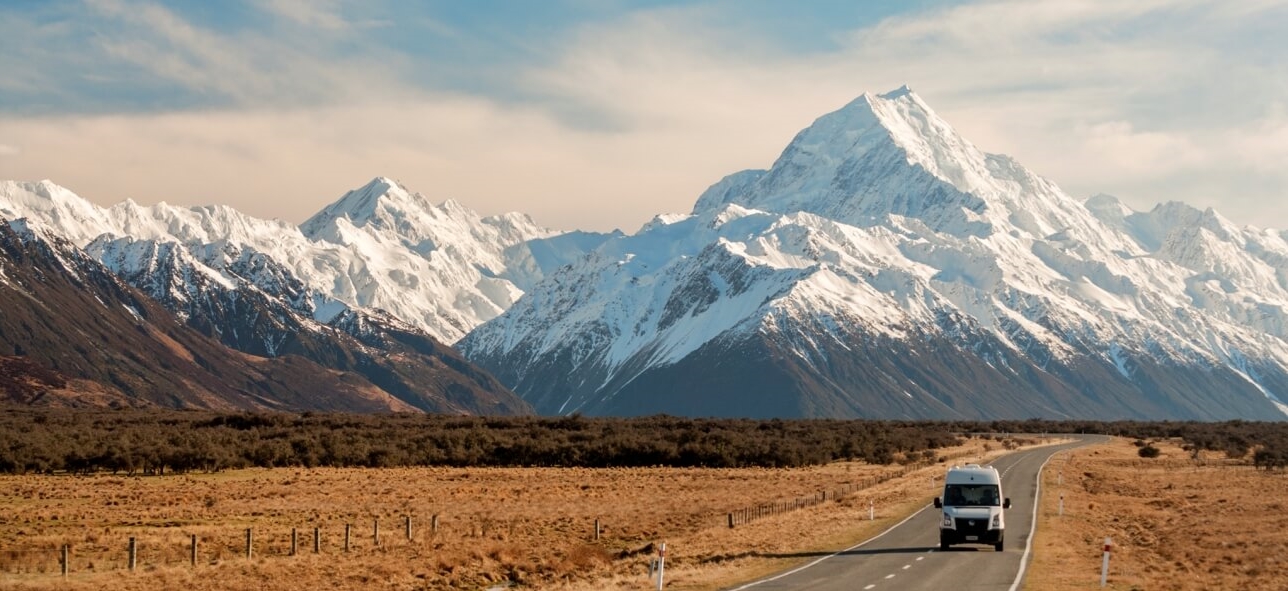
(1026, 437, 1288, 591)
(0, 436, 1046, 591)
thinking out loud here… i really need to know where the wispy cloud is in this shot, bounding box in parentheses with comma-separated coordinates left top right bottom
(0, 0, 1285, 231)
(519, 0, 1288, 227)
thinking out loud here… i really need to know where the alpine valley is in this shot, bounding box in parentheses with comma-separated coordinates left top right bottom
(5, 87, 1288, 420)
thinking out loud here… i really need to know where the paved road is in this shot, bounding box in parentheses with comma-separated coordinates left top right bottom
(725, 436, 1105, 591)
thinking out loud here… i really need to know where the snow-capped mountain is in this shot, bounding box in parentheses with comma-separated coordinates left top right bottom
(299, 177, 620, 341)
(0, 177, 615, 344)
(460, 87, 1288, 420)
(0, 177, 611, 415)
(0, 216, 431, 412)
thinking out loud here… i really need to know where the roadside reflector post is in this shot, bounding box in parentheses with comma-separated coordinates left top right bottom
(128, 537, 137, 572)
(1059, 494, 1064, 517)
(245, 528, 253, 560)
(1101, 537, 1113, 588)
(869, 501, 874, 521)
(374, 519, 380, 547)
(656, 542, 666, 591)
(1058, 471, 1063, 486)
(595, 518, 601, 541)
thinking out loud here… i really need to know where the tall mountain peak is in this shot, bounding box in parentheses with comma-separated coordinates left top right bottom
(301, 176, 436, 233)
(693, 88, 1106, 243)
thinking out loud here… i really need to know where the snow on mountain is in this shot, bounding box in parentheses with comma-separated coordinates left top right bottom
(299, 177, 619, 340)
(0, 177, 613, 343)
(462, 87, 1288, 420)
(0, 182, 540, 414)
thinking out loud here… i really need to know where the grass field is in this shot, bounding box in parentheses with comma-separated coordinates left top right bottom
(1025, 437, 1288, 591)
(0, 436, 1043, 591)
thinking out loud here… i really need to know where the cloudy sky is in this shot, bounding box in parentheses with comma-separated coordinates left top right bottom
(1, 0, 1285, 232)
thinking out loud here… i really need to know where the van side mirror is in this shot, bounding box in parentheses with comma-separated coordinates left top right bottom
(934, 497, 942, 509)
(1003, 498, 1011, 509)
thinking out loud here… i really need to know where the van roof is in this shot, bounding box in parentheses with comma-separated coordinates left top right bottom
(944, 464, 1002, 484)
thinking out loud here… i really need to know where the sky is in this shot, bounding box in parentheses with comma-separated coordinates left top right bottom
(1, 0, 1286, 233)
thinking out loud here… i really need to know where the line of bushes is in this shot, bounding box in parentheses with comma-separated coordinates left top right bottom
(951, 419, 1288, 469)
(1, 409, 1283, 475)
(0, 409, 962, 474)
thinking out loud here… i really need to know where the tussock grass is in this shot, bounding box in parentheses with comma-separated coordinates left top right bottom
(0, 437, 1047, 590)
(1027, 437, 1288, 591)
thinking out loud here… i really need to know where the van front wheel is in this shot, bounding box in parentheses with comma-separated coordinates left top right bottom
(994, 539, 1004, 552)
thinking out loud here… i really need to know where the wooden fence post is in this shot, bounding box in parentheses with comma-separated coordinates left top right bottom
(314, 527, 321, 554)
(728, 513, 734, 528)
(374, 519, 380, 547)
(190, 534, 197, 567)
(61, 544, 69, 577)
(405, 516, 412, 541)
(128, 537, 137, 572)
(245, 528, 253, 560)
(344, 524, 351, 553)
(431, 514, 439, 534)
(594, 519, 601, 541)
(291, 528, 298, 556)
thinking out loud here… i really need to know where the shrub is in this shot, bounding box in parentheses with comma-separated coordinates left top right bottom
(1138, 445, 1161, 458)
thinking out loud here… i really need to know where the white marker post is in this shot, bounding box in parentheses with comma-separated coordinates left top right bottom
(1058, 493, 1064, 516)
(869, 501, 874, 521)
(1058, 471, 1062, 486)
(656, 542, 667, 590)
(1100, 537, 1112, 588)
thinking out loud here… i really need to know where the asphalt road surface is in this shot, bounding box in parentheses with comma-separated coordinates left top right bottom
(725, 436, 1106, 591)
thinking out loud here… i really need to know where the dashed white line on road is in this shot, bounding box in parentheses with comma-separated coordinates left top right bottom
(885, 574, 896, 580)
(902, 564, 911, 570)
(916, 557, 925, 561)
(864, 585, 876, 590)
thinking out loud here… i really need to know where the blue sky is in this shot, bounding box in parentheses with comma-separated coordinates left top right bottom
(1, 0, 1285, 231)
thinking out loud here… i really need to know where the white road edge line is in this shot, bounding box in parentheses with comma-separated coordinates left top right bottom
(725, 503, 934, 590)
(1006, 446, 1064, 591)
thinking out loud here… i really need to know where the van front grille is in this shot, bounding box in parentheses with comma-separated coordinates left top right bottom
(955, 517, 990, 535)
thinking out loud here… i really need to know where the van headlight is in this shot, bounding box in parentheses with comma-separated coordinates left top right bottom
(943, 515, 953, 527)
(992, 514, 1001, 528)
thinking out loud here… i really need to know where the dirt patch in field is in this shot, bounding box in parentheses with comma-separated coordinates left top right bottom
(0, 436, 1052, 590)
(1026, 437, 1288, 591)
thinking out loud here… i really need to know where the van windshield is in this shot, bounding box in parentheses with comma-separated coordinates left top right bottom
(943, 484, 1000, 507)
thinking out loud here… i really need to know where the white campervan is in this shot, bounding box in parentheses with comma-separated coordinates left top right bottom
(933, 464, 1011, 551)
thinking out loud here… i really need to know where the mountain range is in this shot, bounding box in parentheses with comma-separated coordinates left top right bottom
(460, 87, 1288, 420)
(0, 218, 510, 412)
(4, 86, 1288, 420)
